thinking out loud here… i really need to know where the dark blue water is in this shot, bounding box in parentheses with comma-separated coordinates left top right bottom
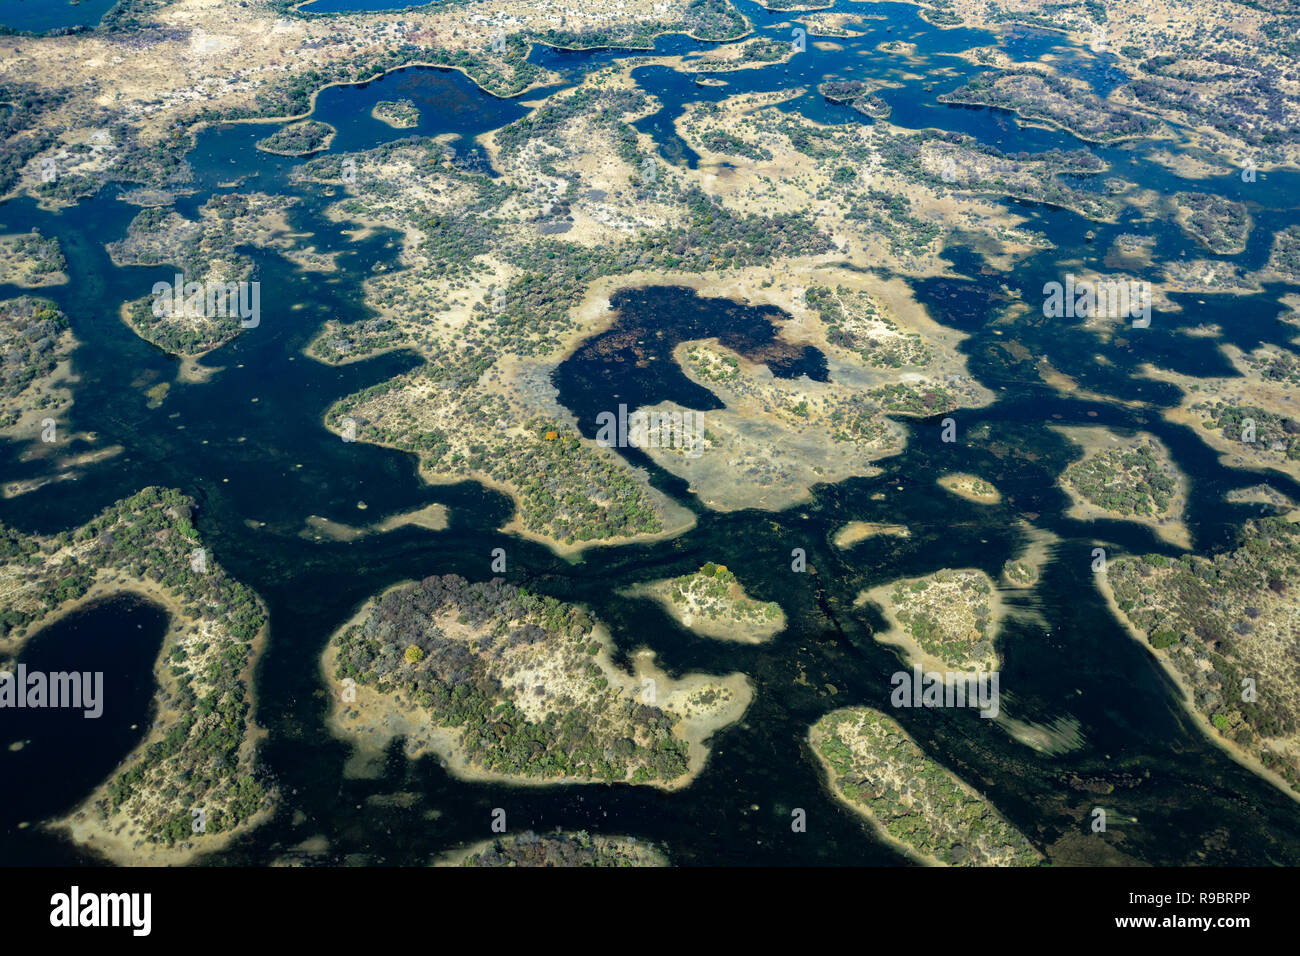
(0, 0, 116, 33)
(0, 595, 168, 861)
(310, 67, 533, 156)
(558, 285, 828, 421)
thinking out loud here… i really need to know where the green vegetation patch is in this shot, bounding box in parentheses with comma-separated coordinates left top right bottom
(813, 707, 1042, 866)
(1109, 518, 1300, 792)
(451, 830, 667, 866)
(372, 99, 421, 129)
(255, 120, 336, 156)
(1064, 439, 1177, 517)
(0, 487, 272, 848)
(332, 575, 693, 783)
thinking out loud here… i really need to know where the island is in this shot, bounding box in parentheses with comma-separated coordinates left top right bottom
(435, 830, 667, 867)
(371, 99, 421, 129)
(1002, 559, 1036, 587)
(832, 521, 911, 550)
(1052, 426, 1190, 548)
(857, 568, 1001, 673)
(255, 120, 337, 157)
(0, 487, 274, 864)
(937, 472, 1001, 505)
(1226, 485, 1295, 511)
(1001, 523, 1058, 589)
(1102, 517, 1300, 799)
(624, 562, 785, 643)
(818, 80, 892, 120)
(324, 574, 751, 788)
(810, 707, 1043, 866)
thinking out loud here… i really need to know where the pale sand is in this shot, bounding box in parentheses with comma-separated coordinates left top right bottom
(831, 521, 911, 550)
(301, 502, 450, 542)
(176, 356, 220, 384)
(1096, 572, 1300, 805)
(856, 571, 1006, 675)
(937, 472, 1001, 505)
(622, 578, 786, 644)
(994, 712, 1084, 755)
(1035, 358, 1147, 409)
(2, 445, 123, 500)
